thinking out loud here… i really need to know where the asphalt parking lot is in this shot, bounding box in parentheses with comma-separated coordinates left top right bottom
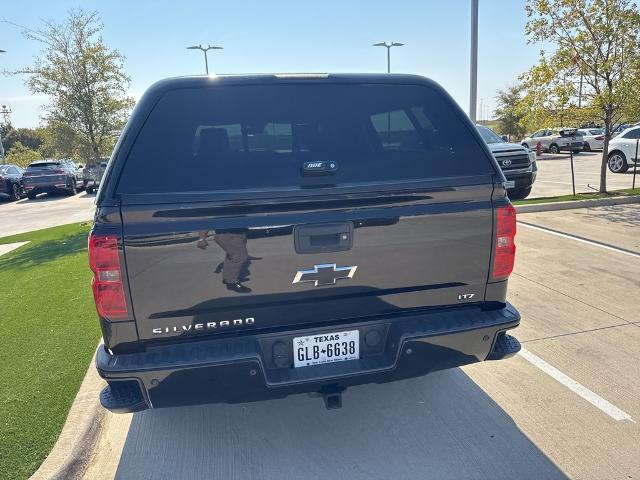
(0, 192, 95, 238)
(531, 150, 639, 198)
(81, 204, 640, 480)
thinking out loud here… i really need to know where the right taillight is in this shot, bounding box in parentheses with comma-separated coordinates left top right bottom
(595, 135, 604, 140)
(88, 234, 128, 319)
(492, 204, 517, 281)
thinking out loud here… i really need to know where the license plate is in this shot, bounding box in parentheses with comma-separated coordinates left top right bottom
(293, 330, 359, 367)
(505, 180, 515, 189)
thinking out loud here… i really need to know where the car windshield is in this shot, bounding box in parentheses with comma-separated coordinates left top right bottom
(476, 125, 504, 144)
(587, 129, 603, 135)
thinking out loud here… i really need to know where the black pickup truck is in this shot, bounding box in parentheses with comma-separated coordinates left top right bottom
(91, 74, 521, 412)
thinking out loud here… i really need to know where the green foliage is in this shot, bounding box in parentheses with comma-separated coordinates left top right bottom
(4, 140, 43, 167)
(12, 9, 134, 162)
(0, 127, 45, 153)
(523, 0, 640, 192)
(0, 223, 100, 479)
(493, 86, 527, 140)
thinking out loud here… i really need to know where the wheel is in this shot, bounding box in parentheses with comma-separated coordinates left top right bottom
(27, 191, 37, 200)
(67, 179, 78, 195)
(9, 183, 21, 201)
(583, 141, 591, 152)
(86, 185, 94, 194)
(522, 143, 529, 150)
(608, 152, 629, 173)
(509, 186, 532, 200)
(572, 150, 581, 154)
(549, 144, 560, 154)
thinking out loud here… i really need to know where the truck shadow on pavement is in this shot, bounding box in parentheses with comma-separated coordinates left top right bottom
(114, 368, 567, 480)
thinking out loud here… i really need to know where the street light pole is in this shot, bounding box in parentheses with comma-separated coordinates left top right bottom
(469, 0, 479, 122)
(187, 44, 223, 75)
(373, 42, 404, 73)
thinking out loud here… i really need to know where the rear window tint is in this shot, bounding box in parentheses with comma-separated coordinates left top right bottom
(118, 84, 492, 193)
(28, 163, 60, 169)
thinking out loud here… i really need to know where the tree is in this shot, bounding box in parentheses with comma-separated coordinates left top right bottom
(494, 86, 527, 141)
(9, 9, 134, 161)
(4, 141, 42, 167)
(0, 127, 45, 153)
(524, 0, 640, 192)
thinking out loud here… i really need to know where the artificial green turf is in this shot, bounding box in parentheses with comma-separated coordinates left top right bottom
(513, 187, 640, 205)
(0, 222, 100, 480)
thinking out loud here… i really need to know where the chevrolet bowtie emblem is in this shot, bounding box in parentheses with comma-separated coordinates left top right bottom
(292, 263, 358, 286)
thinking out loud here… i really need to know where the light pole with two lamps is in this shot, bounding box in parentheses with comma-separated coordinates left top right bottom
(372, 42, 404, 73)
(186, 44, 223, 75)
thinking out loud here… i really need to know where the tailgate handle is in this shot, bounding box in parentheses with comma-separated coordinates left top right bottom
(294, 222, 353, 254)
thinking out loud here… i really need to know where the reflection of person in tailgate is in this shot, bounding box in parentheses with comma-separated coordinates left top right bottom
(197, 229, 252, 293)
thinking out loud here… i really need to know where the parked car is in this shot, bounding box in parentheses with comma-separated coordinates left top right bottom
(611, 123, 634, 138)
(91, 74, 521, 413)
(607, 125, 640, 173)
(577, 128, 605, 151)
(22, 159, 83, 199)
(0, 164, 25, 201)
(83, 161, 108, 194)
(521, 128, 584, 154)
(476, 125, 537, 200)
(63, 159, 85, 187)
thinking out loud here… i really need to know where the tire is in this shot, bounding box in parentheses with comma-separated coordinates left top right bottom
(67, 179, 78, 195)
(509, 186, 532, 201)
(583, 141, 591, 152)
(549, 144, 560, 154)
(9, 183, 21, 201)
(572, 150, 581, 154)
(27, 191, 37, 200)
(86, 185, 94, 194)
(608, 151, 629, 173)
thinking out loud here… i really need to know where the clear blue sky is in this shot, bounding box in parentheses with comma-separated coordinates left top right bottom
(0, 0, 540, 128)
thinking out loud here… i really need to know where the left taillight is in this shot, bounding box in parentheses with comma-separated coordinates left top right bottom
(88, 234, 128, 319)
(492, 204, 517, 281)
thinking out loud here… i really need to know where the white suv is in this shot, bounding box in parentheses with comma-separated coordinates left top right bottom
(521, 128, 584, 154)
(607, 126, 640, 173)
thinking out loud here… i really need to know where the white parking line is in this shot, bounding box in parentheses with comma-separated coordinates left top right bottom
(519, 348, 635, 423)
(518, 221, 640, 259)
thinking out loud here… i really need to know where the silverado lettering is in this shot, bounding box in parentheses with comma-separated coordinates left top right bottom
(152, 318, 255, 335)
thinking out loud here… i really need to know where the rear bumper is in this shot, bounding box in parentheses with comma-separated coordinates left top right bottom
(558, 142, 584, 151)
(23, 183, 70, 193)
(96, 303, 521, 413)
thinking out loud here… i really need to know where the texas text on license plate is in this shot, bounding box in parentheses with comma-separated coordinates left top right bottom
(505, 180, 516, 189)
(293, 330, 359, 367)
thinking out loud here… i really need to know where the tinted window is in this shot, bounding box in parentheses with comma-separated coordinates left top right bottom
(622, 128, 640, 139)
(118, 84, 492, 194)
(28, 163, 60, 170)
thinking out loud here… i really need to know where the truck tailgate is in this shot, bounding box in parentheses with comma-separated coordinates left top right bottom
(121, 183, 494, 340)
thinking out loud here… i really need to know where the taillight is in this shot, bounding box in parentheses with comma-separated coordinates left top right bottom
(492, 205, 516, 280)
(51, 169, 64, 174)
(88, 234, 128, 319)
(595, 135, 604, 140)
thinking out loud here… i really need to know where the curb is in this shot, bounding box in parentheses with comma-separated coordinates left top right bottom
(515, 194, 640, 214)
(30, 345, 106, 480)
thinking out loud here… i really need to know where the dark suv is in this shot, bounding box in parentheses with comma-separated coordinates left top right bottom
(23, 160, 82, 199)
(91, 74, 521, 412)
(0, 164, 25, 201)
